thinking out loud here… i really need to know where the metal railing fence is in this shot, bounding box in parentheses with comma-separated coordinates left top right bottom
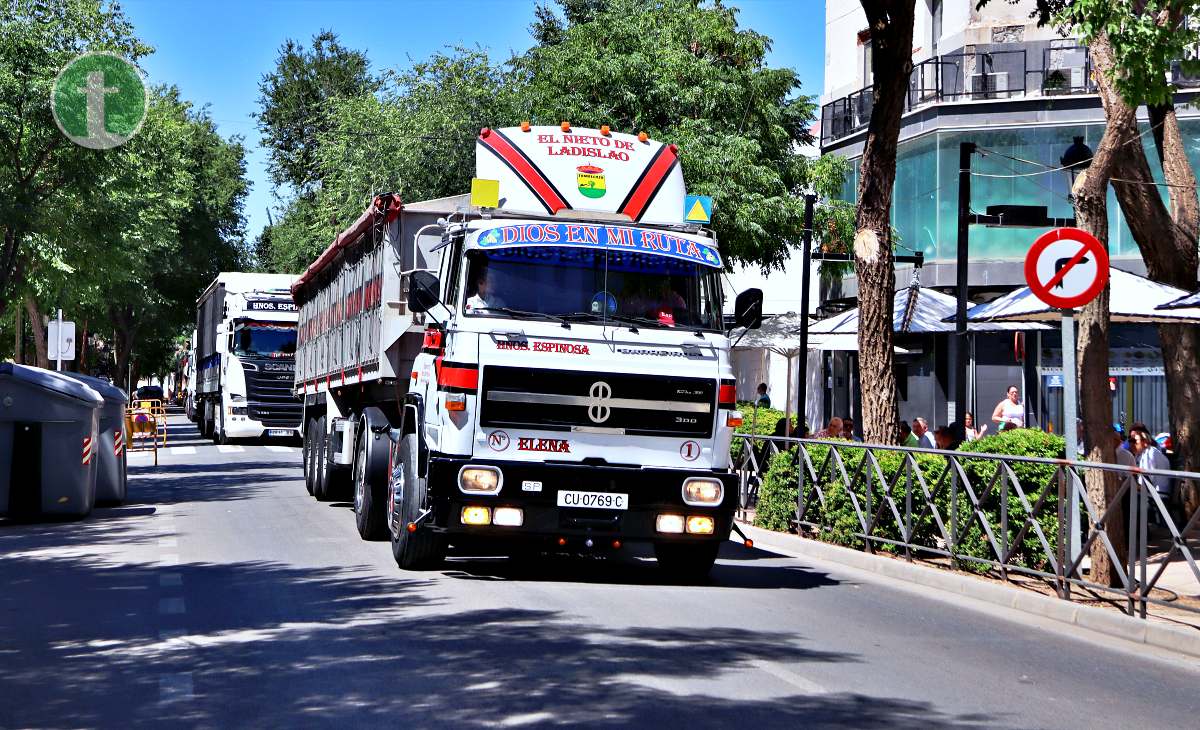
(733, 434, 1200, 620)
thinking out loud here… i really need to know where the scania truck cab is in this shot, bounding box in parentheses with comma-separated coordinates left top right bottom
(195, 273, 302, 443)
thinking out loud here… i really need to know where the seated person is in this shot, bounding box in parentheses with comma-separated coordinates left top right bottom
(466, 267, 501, 311)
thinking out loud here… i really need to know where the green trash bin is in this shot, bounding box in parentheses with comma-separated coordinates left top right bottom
(0, 364, 103, 519)
(65, 373, 128, 505)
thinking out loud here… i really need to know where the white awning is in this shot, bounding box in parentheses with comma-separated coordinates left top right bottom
(960, 268, 1200, 324)
(811, 286, 1049, 336)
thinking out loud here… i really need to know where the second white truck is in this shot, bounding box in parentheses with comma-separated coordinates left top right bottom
(194, 272, 302, 443)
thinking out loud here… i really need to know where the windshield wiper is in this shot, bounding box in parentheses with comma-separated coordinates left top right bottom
(472, 306, 571, 329)
(559, 311, 709, 337)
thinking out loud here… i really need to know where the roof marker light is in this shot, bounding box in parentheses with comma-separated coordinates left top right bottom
(521, 121, 531, 132)
(560, 121, 571, 132)
(479, 127, 492, 139)
(638, 131, 649, 143)
(600, 125, 611, 136)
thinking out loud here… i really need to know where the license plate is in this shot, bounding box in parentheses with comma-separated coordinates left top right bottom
(267, 429, 293, 437)
(556, 490, 628, 510)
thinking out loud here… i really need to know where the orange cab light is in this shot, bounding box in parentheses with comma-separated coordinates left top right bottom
(612, 540, 622, 549)
(560, 121, 571, 132)
(726, 413, 744, 428)
(406, 522, 418, 533)
(744, 539, 755, 548)
(557, 537, 568, 546)
(521, 120, 531, 132)
(600, 125, 611, 136)
(479, 127, 491, 138)
(638, 131, 649, 143)
(446, 394, 467, 412)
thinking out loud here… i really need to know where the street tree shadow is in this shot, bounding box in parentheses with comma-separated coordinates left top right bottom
(0, 551, 993, 729)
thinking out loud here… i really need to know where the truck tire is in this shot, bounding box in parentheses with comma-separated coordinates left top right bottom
(302, 417, 317, 495)
(390, 432, 445, 570)
(654, 541, 720, 582)
(216, 409, 230, 445)
(313, 415, 330, 501)
(353, 409, 389, 541)
(199, 402, 212, 439)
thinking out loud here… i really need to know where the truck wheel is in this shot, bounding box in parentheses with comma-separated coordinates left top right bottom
(216, 410, 230, 445)
(654, 541, 720, 582)
(313, 415, 330, 501)
(199, 404, 211, 438)
(302, 418, 317, 495)
(353, 411, 389, 541)
(390, 432, 445, 570)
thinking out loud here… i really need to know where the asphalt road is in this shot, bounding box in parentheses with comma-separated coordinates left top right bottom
(2, 415, 1198, 729)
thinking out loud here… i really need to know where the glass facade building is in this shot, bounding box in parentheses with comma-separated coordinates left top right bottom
(836, 121, 1200, 265)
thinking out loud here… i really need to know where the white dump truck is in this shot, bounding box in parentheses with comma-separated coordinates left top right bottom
(292, 125, 762, 576)
(195, 272, 302, 443)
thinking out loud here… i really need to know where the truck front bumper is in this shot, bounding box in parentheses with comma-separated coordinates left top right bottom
(425, 456, 737, 548)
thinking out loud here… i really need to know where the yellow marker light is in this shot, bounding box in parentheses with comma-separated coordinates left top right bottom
(560, 120, 571, 132)
(461, 506, 492, 526)
(638, 131, 649, 143)
(445, 393, 467, 411)
(686, 515, 716, 535)
(683, 478, 723, 506)
(521, 120, 531, 132)
(726, 410, 744, 428)
(493, 507, 524, 527)
(459, 466, 501, 494)
(470, 177, 500, 208)
(600, 124, 611, 136)
(656, 514, 685, 534)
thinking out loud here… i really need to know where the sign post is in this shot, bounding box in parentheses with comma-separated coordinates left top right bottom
(1024, 227, 1109, 565)
(46, 310, 76, 371)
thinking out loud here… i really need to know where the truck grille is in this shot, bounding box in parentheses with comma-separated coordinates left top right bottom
(480, 366, 714, 437)
(243, 362, 302, 428)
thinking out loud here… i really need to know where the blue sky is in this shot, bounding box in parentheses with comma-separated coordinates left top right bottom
(122, 0, 825, 246)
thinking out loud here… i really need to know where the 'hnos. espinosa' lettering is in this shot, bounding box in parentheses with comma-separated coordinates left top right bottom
(496, 340, 590, 355)
(518, 437, 571, 453)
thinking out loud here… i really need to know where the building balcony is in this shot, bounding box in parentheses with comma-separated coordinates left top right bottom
(820, 43, 1200, 148)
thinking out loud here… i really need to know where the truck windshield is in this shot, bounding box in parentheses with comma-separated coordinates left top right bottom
(462, 247, 723, 330)
(232, 322, 296, 358)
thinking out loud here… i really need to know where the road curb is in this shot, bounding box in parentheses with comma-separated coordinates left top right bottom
(736, 522, 1200, 660)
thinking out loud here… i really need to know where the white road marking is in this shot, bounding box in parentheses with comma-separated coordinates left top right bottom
(216, 444, 244, 453)
(749, 659, 828, 694)
(169, 446, 197, 456)
(159, 573, 183, 588)
(159, 673, 194, 703)
(160, 554, 180, 567)
(265, 445, 298, 453)
(159, 597, 186, 615)
(158, 538, 178, 548)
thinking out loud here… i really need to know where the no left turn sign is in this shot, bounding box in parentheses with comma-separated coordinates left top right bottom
(1023, 227, 1110, 310)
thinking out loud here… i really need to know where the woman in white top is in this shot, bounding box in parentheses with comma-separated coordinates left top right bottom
(991, 385, 1025, 431)
(1129, 428, 1172, 496)
(964, 411, 987, 441)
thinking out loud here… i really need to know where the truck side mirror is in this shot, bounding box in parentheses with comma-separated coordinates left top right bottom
(407, 270, 442, 313)
(733, 288, 764, 330)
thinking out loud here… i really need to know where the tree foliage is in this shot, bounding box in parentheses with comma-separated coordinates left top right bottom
(258, 0, 842, 274)
(256, 30, 378, 193)
(1, 1, 250, 383)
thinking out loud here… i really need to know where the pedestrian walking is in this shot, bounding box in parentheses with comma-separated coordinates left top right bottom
(912, 417, 936, 449)
(816, 417, 843, 439)
(991, 385, 1025, 431)
(964, 411, 987, 441)
(755, 382, 771, 409)
(899, 420, 918, 447)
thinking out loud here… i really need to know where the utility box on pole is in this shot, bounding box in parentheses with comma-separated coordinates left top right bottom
(46, 316, 76, 369)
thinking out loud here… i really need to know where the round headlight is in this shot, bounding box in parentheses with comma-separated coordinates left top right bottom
(682, 478, 723, 506)
(459, 466, 502, 494)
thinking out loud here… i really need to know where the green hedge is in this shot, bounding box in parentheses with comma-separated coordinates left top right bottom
(751, 429, 1065, 573)
(730, 403, 797, 461)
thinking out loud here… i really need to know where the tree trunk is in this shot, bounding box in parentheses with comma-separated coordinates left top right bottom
(0, 227, 20, 320)
(110, 305, 137, 394)
(853, 0, 915, 445)
(13, 302, 23, 364)
(24, 296, 49, 370)
(1108, 98, 1200, 518)
(78, 318, 88, 373)
(1070, 33, 1128, 588)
